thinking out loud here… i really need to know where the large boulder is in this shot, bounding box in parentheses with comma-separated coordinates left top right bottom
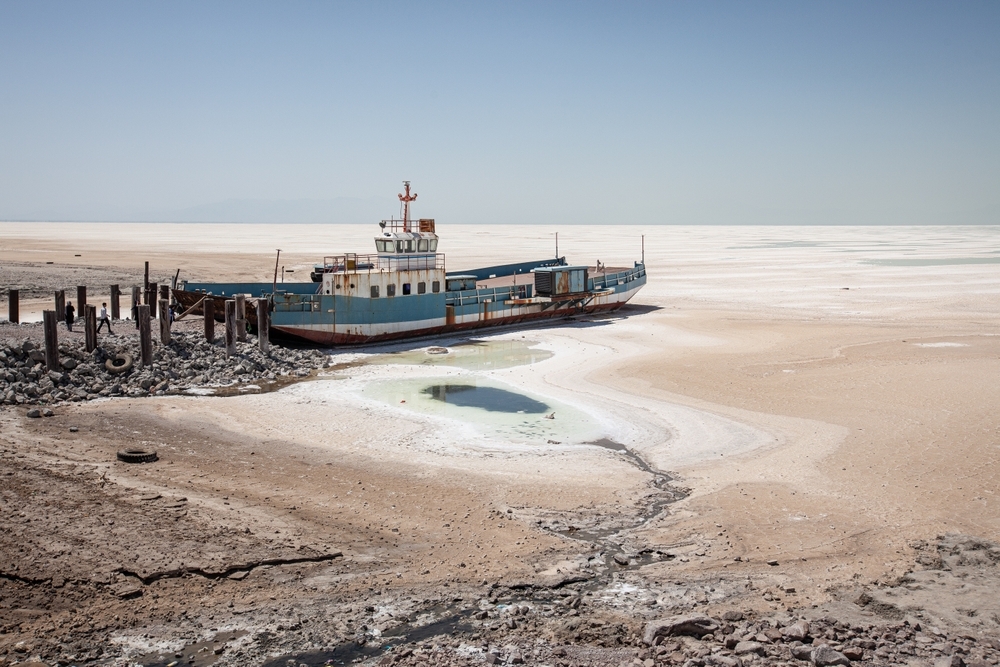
(643, 615, 719, 645)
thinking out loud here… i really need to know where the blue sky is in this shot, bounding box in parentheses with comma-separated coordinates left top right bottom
(1, 2, 997, 224)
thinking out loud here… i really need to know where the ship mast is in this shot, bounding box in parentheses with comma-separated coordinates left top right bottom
(398, 181, 417, 233)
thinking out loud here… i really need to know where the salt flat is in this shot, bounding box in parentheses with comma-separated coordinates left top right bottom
(2, 222, 1000, 664)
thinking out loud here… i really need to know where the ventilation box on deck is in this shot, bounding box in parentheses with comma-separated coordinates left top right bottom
(532, 266, 588, 297)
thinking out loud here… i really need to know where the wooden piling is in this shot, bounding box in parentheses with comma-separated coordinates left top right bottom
(7, 289, 17, 324)
(138, 305, 152, 366)
(158, 298, 170, 345)
(235, 294, 247, 342)
(84, 304, 97, 352)
(147, 282, 158, 317)
(224, 299, 237, 357)
(159, 284, 170, 300)
(144, 261, 149, 291)
(55, 290, 65, 322)
(77, 285, 87, 313)
(131, 286, 140, 321)
(204, 298, 215, 343)
(43, 310, 59, 371)
(110, 284, 121, 319)
(257, 298, 270, 353)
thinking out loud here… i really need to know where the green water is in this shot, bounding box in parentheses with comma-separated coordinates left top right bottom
(368, 338, 553, 371)
(361, 376, 604, 444)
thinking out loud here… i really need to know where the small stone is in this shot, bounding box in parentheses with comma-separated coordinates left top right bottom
(613, 553, 630, 566)
(69, 426, 79, 432)
(26, 408, 41, 418)
(791, 645, 814, 661)
(767, 559, 779, 566)
(763, 628, 783, 642)
(735, 641, 765, 655)
(935, 657, 964, 667)
(722, 610, 744, 622)
(42, 408, 54, 417)
(811, 645, 851, 666)
(61, 358, 77, 370)
(842, 647, 864, 661)
(783, 620, 811, 641)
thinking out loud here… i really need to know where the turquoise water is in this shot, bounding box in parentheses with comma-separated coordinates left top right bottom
(361, 376, 604, 444)
(422, 383, 549, 413)
(367, 339, 553, 371)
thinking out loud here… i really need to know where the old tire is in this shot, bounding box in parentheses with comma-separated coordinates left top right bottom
(105, 353, 134, 374)
(116, 449, 158, 464)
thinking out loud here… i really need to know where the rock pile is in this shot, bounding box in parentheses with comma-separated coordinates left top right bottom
(0, 332, 330, 406)
(627, 612, 1000, 667)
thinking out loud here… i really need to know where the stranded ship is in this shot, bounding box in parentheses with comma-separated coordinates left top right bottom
(174, 182, 647, 346)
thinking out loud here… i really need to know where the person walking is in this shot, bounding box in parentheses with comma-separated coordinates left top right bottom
(65, 301, 75, 331)
(97, 302, 113, 333)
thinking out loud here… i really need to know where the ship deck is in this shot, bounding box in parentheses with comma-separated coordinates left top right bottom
(473, 266, 631, 290)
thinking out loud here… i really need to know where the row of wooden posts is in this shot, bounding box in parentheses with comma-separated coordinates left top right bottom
(10, 284, 270, 374)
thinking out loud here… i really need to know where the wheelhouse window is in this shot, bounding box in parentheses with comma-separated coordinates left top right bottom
(370, 285, 379, 298)
(376, 240, 393, 253)
(386, 283, 396, 296)
(405, 240, 415, 252)
(429, 239, 439, 251)
(417, 239, 429, 252)
(402, 283, 411, 295)
(417, 282, 426, 294)
(432, 280, 440, 293)
(395, 240, 404, 253)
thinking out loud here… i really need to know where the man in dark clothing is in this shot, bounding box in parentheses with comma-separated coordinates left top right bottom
(65, 301, 75, 331)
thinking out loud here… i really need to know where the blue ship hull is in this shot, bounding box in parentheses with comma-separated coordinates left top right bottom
(177, 260, 647, 346)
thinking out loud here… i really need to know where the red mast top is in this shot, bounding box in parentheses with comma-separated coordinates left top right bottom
(398, 181, 417, 233)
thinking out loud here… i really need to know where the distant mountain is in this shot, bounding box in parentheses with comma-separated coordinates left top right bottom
(0, 197, 398, 223)
(158, 197, 396, 223)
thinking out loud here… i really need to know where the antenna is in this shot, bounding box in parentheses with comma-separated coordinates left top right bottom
(555, 232, 559, 259)
(398, 181, 417, 233)
(641, 235, 645, 265)
(272, 249, 281, 292)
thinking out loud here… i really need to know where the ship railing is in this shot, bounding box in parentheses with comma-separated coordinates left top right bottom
(320, 253, 445, 274)
(590, 265, 646, 290)
(379, 218, 437, 234)
(445, 284, 532, 307)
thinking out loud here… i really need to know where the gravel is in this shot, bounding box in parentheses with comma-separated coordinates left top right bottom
(0, 323, 329, 406)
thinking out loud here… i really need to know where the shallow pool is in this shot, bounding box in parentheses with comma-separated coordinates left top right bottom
(367, 338, 553, 371)
(361, 376, 605, 445)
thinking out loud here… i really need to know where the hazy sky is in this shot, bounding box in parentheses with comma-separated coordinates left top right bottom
(1, 2, 998, 224)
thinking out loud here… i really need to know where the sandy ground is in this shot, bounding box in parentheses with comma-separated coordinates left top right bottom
(2, 223, 1000, 666)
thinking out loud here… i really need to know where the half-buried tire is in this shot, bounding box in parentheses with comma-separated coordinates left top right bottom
(105, 353, 134, 374)
(117, 449, 158, 464)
